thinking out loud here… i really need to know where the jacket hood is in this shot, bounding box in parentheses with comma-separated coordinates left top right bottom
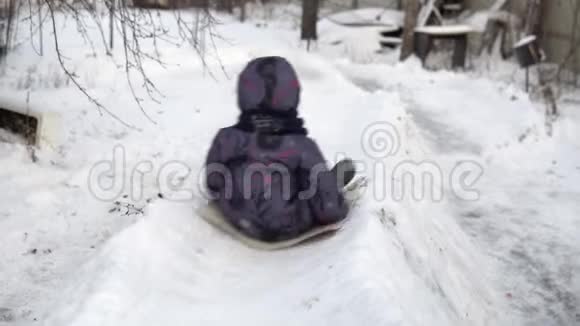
(237, 56, 301, 113)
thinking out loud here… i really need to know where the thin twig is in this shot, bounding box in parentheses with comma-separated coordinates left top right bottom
(44, 0, 140, 131)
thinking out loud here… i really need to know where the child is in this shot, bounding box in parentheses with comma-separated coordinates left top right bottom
(205, 56, 351, 242)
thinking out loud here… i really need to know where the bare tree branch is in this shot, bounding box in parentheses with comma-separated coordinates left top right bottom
(44, 0, 140, 130)
(5, 0, 225, 129)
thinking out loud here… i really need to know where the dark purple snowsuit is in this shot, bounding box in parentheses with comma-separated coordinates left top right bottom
(205, 56, 348, 242)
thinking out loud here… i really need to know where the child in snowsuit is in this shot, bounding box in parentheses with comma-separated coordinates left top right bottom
(205, 56, 349, 242)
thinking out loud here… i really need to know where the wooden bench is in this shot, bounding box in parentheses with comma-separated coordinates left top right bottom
(0, 96, 60, 149)
(414, 25, 474, 69)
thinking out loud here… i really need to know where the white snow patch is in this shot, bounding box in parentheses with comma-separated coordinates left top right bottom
(322, 8, 404, 27)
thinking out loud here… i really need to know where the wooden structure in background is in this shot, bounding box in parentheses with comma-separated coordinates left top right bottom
(414, 25, 473, 68)
(466, 0, 580, 74)
(0, 102, 60, 149)
(0, 108, 38, 146)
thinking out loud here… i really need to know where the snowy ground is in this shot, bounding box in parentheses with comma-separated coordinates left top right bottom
(1, 4, 579, 326)
(339, 62, 580, 325)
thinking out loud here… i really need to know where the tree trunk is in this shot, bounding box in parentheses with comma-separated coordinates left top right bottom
(351, 0, 359, 9)
(38, 0, 43, 56)
(400, 0, 421, 61)
(240, 0, 246, 22)
(216, 0, 228, 11)
(301, 0, 319, 44)
(109, 0, 115, 53)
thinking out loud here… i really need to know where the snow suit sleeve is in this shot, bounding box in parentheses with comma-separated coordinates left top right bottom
(300, 138, 349, 225)
(205, 129, 235, 194)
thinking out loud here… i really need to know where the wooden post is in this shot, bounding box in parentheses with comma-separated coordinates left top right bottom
(525, 67, 529, 92)
(452, 34, 468, 68)
(301, 0, 320, 50)
(524, 0, 557, 134)
(414, 32, 432, 66)
(400, 0, 421, 61)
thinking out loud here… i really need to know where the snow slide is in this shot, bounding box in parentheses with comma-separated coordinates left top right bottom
(41, 55, 501, 324)
(44, 196, 499, 326)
